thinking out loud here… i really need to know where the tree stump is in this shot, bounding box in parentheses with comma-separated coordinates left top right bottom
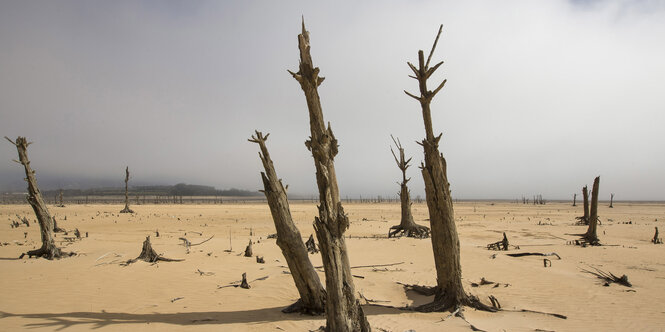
(305, 234, 319, 254)
(244, 239, 253, 257)
(123, 236, 183, 265)
(652, 227, 662, 244)
(240, 273, 250, 289)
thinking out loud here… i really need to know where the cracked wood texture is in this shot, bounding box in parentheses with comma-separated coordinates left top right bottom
(288, 20, 370, 331)
(6, 136, 63, 259)
(404, 26, 494, 312)
(249, 131, 326, 314)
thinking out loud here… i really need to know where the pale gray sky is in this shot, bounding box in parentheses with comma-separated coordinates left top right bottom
(1, 0, 664, 200)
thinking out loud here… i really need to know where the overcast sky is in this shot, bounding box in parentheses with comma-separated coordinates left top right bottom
(1, 0, 663, 200)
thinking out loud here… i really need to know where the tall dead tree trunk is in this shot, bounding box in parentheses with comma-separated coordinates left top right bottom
(609, 193, 614, 208)
(388, 135, 429, 238)
(58, 189, 64, 207)
(583, 176, 600, 245)
(572, 193, 576, 207)
(403, 26, 495, 312)
(582, 185, 590, 224)
(5, 136, 70, 259)
(120, 166, 134, 213)
(249, 131, 326, 314)
(288, 19, 370, 331)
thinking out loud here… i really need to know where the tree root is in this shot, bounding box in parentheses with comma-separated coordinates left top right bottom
(397, 282, 498, 313)
(581, 266, 632, 287)
(281, 298, 325, 315)
(20, 246, 75, 260)
(388, 224, 430, 239)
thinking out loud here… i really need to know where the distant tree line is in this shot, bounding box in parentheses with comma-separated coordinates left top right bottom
(42, 183, 260, 197)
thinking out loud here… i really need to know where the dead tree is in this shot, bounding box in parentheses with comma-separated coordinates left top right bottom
(249, 130, 326, 314)
(120, 166, 134, 213)
(388, 135, 430, 238)
(487, 232, 509, 251)
(123, 236, 182, 265)
(288, 19, 370, 331)
(609, 193, 614, 208)
(572, 193, 576, 206)
(5, 136, 71, 259)
(582, 176, 600, 245)
(576, 185, 590, 225)
(57, 189, 65, 207)
(652, 227, 662, 244)
(403, 26, 495, 312)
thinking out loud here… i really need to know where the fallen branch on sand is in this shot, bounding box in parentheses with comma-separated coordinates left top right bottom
(506, 252, 561, 259)
(581, 266, 632, 287)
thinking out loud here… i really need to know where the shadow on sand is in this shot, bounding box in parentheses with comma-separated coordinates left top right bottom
(0, 305, 406, 330)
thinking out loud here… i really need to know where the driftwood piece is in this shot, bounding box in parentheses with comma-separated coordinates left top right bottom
(487, 232, 509, 250)
(244, 239, 253, 257)
(217, 275, 269, 289)
(249, 130, 325, 315)
(6, 136, 72, 260)
(122, 236, 183, 265)
(256, 256, 265, 264)
(119, 167, 134, 213)
(388, 135, 430, 239)
(506, 252, 561, 259)
(288, 19, 368, 330)
(403, 26, 495, 313)
(581, 266, 632, 287)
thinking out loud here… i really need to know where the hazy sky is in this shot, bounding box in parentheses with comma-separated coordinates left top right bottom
(1, 0, 664, 200)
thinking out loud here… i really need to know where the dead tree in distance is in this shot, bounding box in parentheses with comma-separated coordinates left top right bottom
(249, 130, 326, 314)
(5, 136, 71, 259)
(582, 176, 600, 245)
(388, 135, 429, 238)
(120, 166, 134, 213)
(403, 26, 495, 312)
(609, 193, 614, 208)
(572, 193, 576, 207)
(576, 185, 590, 225)
(57, 189, 65, 207)
(288, 19, 370, 331)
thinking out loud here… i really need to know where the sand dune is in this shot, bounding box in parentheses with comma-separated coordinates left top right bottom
(1, 201, 663, 331)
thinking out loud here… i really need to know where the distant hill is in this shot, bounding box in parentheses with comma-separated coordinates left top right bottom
(41, 183, 260, 197)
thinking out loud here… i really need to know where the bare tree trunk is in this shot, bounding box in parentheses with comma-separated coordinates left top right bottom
(403, 26, 495, 312)
(120, 166, 134, 213)
(609, 193, 614, 208)
(388, 135, 429, 238)
(5, 136, 69, 259)
(249, 131, 326, 314)
(582, 185, 590, 224)
(288, 19, 370, 331)
(573, 193, 576, 206)
(58, 189, 64, 207)
(583, 176, 600, 245)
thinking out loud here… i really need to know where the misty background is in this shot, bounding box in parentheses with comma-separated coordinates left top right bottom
(1, 0, 664, 200)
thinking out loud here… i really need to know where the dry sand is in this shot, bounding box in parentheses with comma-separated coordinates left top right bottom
(0, 201, 664, 331)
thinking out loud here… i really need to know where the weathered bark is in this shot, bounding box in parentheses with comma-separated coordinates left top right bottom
(288, 19, 370, 331)
(609, 193, 614, 208)
(249, 131, 326, 314)
(120, 166, 134, 213)
(582, 186, 590, 224)
(5, 136, 70, 259)
(123, 236, 183, 265)
(403, 26, 495, 312)
(583, 176, 600, 245)
(388, 135, 429, 239)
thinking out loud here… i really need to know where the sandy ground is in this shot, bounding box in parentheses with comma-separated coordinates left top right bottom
(0, 201, 664, 331)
